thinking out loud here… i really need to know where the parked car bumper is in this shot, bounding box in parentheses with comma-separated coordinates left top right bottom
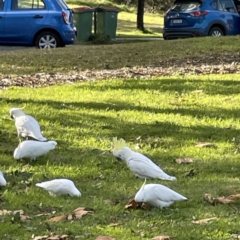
(62, 29, 76, 44)
(163, 28, 207, 40)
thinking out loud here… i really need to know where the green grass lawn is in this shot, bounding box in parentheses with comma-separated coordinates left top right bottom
(0, 36, 240, 75)
(1, 74, 240, 239)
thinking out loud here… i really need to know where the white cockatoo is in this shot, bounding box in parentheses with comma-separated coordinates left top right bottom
(13, 140, 57, 161)
(10, 107, 47, 141)
(112, 137, 176, 181)
(36, 179, 81, 197)
(135, 179, 187, 208)
(0, 171, 7, 187)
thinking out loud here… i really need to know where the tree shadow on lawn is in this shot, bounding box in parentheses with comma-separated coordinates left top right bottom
(2, 97, 240, 149)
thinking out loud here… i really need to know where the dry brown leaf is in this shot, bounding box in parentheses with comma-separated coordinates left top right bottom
(192, 217, 218, 224)
(124, 199, 149, 210)
(195, 142, 217, 148)
(228, 194, 240, 200)
(49, 214, 68, 222)
(48, 207, 93, 222)
(204, 193, 238, 205)
(73, 207, 94, 219)
(0, 209, 24, 215)
(48, 235, 69, 240)
(32, 236, 48, 240)
(20, 214, 32, 221)
(35, 213, 52, 217)
(175, 158, 194, 164)
(152, 236, 173, 240)
(214, 197, 235, 204)
(95, 236, 116, 240)
(124, 199, 139, 209)
(33, 234, 69, 240)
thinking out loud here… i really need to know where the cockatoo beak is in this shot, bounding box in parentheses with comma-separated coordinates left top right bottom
(10, 115, 14, 119)
(115, 157, 122, 161)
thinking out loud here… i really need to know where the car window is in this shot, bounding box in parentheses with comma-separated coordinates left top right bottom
(170, 2, 201, 11)
(11, 0, 46, 10)
(56, 0, 69, 10)
(0, 0, 5, 10)
(210, 0, 217, 9)
(219, 0, 236, 12)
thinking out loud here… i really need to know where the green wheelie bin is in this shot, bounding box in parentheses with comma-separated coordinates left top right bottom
(95, 7, 119, 39)
(73, 7, 94, 41)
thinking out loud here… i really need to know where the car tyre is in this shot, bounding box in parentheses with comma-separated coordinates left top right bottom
(208, 27, 224, 37)
(35, 31, 61, 49)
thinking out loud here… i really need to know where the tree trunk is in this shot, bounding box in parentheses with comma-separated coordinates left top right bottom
(137, 0, 145, 31)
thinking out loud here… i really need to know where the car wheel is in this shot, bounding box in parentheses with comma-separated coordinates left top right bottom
(35, 32, 61, 49)
(208, 27, 224, 37)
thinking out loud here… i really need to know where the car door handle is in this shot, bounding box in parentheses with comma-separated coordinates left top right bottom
(220, 14, 225, 18)
(33, 15, 43, 19)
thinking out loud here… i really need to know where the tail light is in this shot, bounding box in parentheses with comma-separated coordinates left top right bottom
(62, 11, 70, 24)
(190, 11, 208, 17)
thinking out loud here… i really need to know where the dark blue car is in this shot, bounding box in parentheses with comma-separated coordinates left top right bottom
(163, 0, 240, 39)
(0, 0, 76, 48)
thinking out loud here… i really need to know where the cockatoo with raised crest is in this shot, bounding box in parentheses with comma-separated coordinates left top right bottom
(36, 179, 81, 197)
(14, 140, 57, 161)
(135, 179, 187, 208)
(112, 137, 176, 181)
(10, 107, 47, 141)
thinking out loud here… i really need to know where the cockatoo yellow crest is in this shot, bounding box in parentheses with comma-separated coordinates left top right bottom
(113, 137, 126, 151)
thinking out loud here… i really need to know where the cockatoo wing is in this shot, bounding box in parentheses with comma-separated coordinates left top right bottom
(16, 115, 47, 141)
(150, 185, 187, 201)
(127, 153, 176, 180)
(36, 180, 65, 194)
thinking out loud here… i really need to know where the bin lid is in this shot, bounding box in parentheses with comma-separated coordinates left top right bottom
(95, 7, 120, 12)
(73, 7, 95, 12)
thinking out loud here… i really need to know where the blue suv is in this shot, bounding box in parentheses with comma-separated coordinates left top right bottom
(163, 0, 240, 39)
(0, 0, 76, 48)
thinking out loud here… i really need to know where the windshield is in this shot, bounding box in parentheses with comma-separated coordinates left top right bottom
(170, 2, 201, 11)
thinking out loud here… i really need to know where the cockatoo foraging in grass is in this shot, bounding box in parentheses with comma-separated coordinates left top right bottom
(13, 140, 57, 161)
(112, 137, 176, 181)
(0, 171, 7, 187)
(10, 107, 47, 141)
(135, 179, 187, 208)
(36, 179, 81, 197)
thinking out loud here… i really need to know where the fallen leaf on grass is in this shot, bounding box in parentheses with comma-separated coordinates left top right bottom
(175, 158, 194, 164)
(152, 236, 173, 240)
(49, 207, 94, 222)
(49, 215, 68, 222)
(195, 142, 217, 148)
(95, 236, 116, 240)
(231, 233, 240, 239)
(204, 193, 240, 205)
(124, 199, 149, 210)
(32, 233, 69, 240)
(192, 217, 219, 224)
(72, 207, 94, 219)
(0, 209, 31, 222)
(0, 209, 24, 215)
